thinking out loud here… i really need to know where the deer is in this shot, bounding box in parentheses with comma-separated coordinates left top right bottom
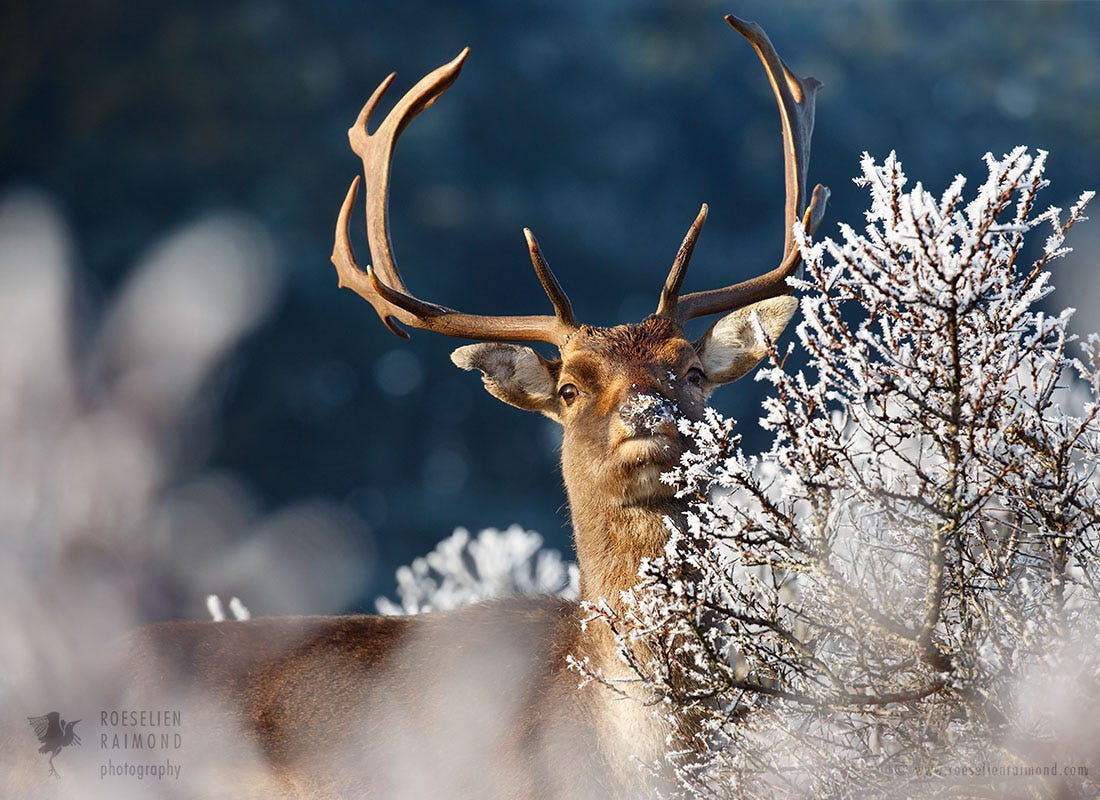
(123, 15, 827, 800)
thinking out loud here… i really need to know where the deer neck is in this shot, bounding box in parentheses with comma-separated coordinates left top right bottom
(566, 484, 689, 757)
(568, 489, 686, 613)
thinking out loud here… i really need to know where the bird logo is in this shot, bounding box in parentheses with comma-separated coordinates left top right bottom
(27, 711, 82, 777)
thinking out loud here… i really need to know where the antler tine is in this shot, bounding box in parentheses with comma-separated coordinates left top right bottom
(525, 229, 579, 329)
(666, 15, 830, 323)
(332, 174, 411, 338)
(350, 49, 467, 297)
(726, 15, 823, 261)
(332, 49, 578, 346)
(654, 204, 708, 320)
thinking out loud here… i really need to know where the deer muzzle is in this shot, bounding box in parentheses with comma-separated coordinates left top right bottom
(618, 392, 680, 440)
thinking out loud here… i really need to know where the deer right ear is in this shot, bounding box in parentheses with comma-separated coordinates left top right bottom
(451, 344, 562, 417)
(694, 295, 798, 386)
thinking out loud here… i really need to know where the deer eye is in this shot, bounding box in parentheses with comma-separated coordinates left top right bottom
(558, 383, 579, 406)
(685, 367, 705, 387)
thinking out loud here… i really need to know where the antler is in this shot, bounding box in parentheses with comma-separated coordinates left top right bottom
(654, 14, 830, 323)
(336, 21, 826, 342)
(331, 49, 578, 345)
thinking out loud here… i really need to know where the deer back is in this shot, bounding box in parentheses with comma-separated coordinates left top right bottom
(124, 596, 653, 799)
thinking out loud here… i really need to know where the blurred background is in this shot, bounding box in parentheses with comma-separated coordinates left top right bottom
(2, 0, 1098, 619)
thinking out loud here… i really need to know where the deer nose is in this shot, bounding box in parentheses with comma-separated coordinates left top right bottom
(618, 392, 679, 438)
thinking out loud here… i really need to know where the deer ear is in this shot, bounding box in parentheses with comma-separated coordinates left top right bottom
(694, 295, 797, 386)
(451, 343, 561, 417)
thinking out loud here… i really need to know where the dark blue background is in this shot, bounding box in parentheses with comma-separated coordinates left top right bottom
(4, 0, 1098, 611)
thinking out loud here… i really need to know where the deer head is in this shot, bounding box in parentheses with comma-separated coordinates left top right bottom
(331, 15, 828, 603)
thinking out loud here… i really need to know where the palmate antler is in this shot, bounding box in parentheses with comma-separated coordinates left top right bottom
(655, 15, 830, 323)
(332, 15, 828, 344)
(330, 51, 578, 346)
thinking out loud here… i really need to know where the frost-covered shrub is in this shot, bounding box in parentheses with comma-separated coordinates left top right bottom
(586, 149, 1099, 799)
(376, 525, 579, 614)
(206, 595, 252, 621)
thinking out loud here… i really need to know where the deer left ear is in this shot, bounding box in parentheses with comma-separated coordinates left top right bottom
(694, 295, 797, 386)
(451, 343, 562, 417)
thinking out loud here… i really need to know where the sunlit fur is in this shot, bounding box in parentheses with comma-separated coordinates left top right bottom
(554, 318, 707, 604)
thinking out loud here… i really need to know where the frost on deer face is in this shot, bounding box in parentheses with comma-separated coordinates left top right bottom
(618, 391, 680, 439)
(610, 391, 686, 502)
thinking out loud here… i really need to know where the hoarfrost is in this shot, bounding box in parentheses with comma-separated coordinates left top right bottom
(577, 149, 1100, 799)
(377, 526, 579, 615)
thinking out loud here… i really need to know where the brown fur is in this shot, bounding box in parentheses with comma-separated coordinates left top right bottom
(126, 598, 633, 799)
